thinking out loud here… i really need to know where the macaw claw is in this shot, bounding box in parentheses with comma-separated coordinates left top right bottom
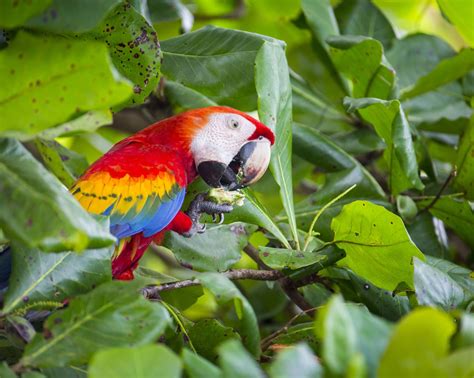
(183, 193, 233, 237)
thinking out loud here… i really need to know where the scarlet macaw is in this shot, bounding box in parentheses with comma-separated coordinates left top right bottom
(70, 106, 275, 279)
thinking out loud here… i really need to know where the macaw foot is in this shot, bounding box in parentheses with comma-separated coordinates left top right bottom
(183, 193, 233, 237)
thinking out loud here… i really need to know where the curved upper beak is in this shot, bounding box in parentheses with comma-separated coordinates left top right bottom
(197, 137, 272, 191)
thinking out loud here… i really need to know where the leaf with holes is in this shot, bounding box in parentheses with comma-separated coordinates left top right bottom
(0, 31, 132, 138)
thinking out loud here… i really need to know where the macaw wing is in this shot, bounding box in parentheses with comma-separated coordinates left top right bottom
(70, 141, 188, 239)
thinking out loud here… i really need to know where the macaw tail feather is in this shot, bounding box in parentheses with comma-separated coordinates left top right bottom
(112, 232, 163, 280)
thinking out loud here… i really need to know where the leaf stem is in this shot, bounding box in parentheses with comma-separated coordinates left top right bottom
(303, 184, 357, 251)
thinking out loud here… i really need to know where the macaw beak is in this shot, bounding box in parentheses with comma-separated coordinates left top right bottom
(197, 137, 272, 191)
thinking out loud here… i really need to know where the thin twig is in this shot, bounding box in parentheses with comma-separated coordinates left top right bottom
(142, 269, 284, 298)
(422, 170, 455, 213)
(261, 307, 319, 351)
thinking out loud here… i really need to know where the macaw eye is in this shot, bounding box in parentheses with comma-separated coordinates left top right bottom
(229, 119, 240, 129)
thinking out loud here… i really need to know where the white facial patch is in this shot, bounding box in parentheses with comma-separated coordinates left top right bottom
(191, 112, 257, 167)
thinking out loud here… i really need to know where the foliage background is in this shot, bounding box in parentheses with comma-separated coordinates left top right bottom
(0, 0, 473, 377)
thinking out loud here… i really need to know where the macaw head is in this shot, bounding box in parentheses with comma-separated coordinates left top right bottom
(186, 106, 275, 190)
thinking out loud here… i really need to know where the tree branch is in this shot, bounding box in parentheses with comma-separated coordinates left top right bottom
(142, 268, 284, 299)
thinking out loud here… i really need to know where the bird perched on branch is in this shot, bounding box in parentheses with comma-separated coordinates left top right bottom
(70, 106, 274, 279)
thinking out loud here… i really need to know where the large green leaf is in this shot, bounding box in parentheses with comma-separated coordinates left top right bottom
(21, 281, 171, 367)
(335, 0, 396, 50)
(160, 25, 268, 110)
(401, 48, 474, 99)
(35, 139, 89, 187)
(268, 343, 322, 378)
(0, 0, 51, 28)
(88, 344, 182, 378)
(164, 223, 248, 272)
(1, 242, 112, 315)
(344, 97, 424, 194)
(199, 273, 260, 357)
(425, 256, 474, 297)
(413, 257, 466, 310)
(0, 31, 132, 138)
(331, 201, 425, 290)
(217, 340, 264, 378)
(148, 0, 194, 32)
(255, 39, 299, 249)
(300, 0, 339, 49)
(420, 198, 474, 249)
(0, 139, 115, 252)
(314, 295, 357, 376)
(454, 115, 474, 200)
(378, 307, 456, 378)
(328, 36, 395, 100)
(437, 0, 474, 46)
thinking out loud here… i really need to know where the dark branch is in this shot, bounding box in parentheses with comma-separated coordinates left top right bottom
(422, 170, 455, 213)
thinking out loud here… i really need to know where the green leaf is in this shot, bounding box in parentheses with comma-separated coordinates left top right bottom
(199, 273, 260, 357)
(149, 0, 194, 32)
(217, 340, 264, 378)
(345, 304, 393, 377)
(165, 80, 217, 112)
(414, 257, 466, 310)
(436, 347, 474, 378)
(271, 323, 320, 351)
(88, 344, 182, 378)
(259, 245, 339, 271)
(268, 343, 322, 378)
(378, 307, 456, 378)
(26, 0, 121, 33)
(37, 110, 112, 140)
(331, 268, 410, 321)
(0, 139, 115, 252)
(255, 39, 299, 249)
(88, 3, 162, 106)
(0, 0, 51, 28)
(21, 281, 171, 367)
(292, 123, 386, 239)
(0, 31, 132, 138)
(420, 198, 474, 249)
(164, 223, 248, 272)
(331, 201, 425, 290)
(452, 313, 474, 349)
(182, 348, 222, 378)
(401, 49, 474, 99)
(188, 319, 240, 361)
(327, 36, 395, 99)
(396, 195, 418, 222)
(300, 0, 339, 49)
(344, 97, 424, 194)
(314, 295, 357, 376)
(160, 285, 204, 311)
(387, 34, 471, 127)
(0, 362, 16, 378)
(407, 212, 447, 258)
(454, 115, 474, 200)
(35, 139, 88, 187)
(425, 256, 474, 298)
(291, 72, 350, 134)
(1, 243, 112, 315)
(438, 0, 474, 46)
(161, 25, 267, 110)
(335, 0, 396, 50)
